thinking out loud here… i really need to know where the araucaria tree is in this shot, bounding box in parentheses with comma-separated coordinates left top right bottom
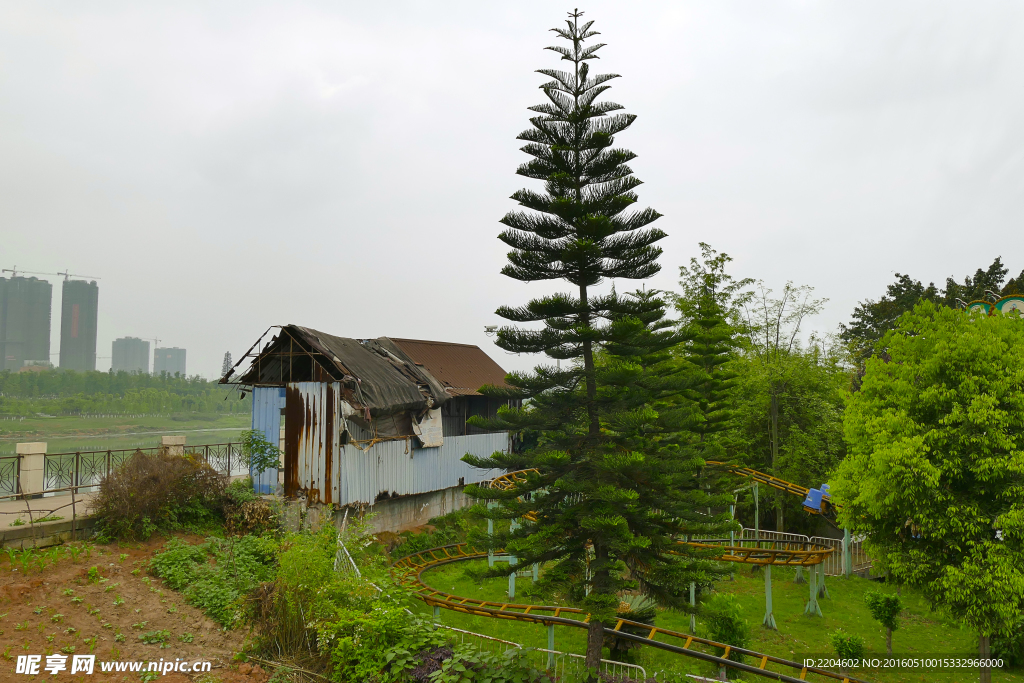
(463, 11, 735, 670)
(832, 302, 1024, 683)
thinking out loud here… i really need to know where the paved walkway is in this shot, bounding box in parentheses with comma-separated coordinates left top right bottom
(0, 492, 97, 526)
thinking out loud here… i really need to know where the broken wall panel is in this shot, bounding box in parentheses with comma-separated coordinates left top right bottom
(285, 381, 342, 503)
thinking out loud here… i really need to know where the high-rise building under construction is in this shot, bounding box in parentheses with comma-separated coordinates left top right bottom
(59, 280, 99, 372)
(112, 337, 150, 374)
(153, 347, 186, 377)
(0, 276, 52, 371)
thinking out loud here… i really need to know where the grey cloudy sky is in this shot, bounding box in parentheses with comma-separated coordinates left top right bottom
(2, 1, 1022, 378)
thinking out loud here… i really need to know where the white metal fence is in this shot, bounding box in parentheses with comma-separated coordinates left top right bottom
(735, 527, 872, 576)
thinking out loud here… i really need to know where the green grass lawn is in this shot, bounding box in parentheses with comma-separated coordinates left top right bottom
(0, 413, 250, 454)
(415, 558, 1023, 683)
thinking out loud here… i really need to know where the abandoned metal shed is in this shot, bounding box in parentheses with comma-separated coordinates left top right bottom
(223, 325, 512, 520)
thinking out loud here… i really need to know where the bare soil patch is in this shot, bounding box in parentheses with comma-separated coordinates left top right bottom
(0, 536, 269, 681)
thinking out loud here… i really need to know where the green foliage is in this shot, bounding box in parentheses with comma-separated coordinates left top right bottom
(864, 590, 902, 631)
(0, 367, 248, 416)
(833, 301, 1024, 649)
(149, 538, 208, 590)
(240, 430, 282, 477)
(702, 593, 748, 662)
(94, 452, 226, 540)
(138, 629, 171, 647)
(992, 619, 1024, 669)
(390, 509, 476, 559)
(828, 629, 865, 659)
(840, 257, 1024, 370)
(385, 638, 553, 683)
(150, 535, 278, 628)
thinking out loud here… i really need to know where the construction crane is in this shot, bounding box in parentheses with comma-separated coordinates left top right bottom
(2, 266, 101, 281)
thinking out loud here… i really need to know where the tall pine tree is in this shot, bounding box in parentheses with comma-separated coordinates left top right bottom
(464, 13, 735, 670)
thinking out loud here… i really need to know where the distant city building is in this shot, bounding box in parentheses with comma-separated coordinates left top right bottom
(59, 280, 99, 372)
(0, 276, 53, 372)
(153, 347, 186, 377)
(112, 337, 150, 374)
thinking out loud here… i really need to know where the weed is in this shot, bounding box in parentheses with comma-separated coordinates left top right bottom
(114, 633, 126, 643)
(113, 596, 125, 607)
(119, 553, 128, 562)
(32, 606, 43, 615)
(45, 635, 54, 643)
(141, 671, 160, 682)
(0, 646, 9, 660)
(87, 566, 100, 582)
(102, 621, 112, 629)
(142, 576, 151, 586)
(59, 645, 75, 655)
(87, 607, 100, 616)
(104, 582, 120, 593)
(167, 604, 177, 614)
(179, 632, 194, 643)
(132, 621, 149, 630)
(110, 644, 121, 660)
(139, 629, 171, 647)
(50, 614, 64, 623)
(14, 621, 27, 631)
(35, 514, 63, 523)
(64, 626, 78, 635)
(71, 596, 83, 604)
(8, 518, 25, 527)
(63, 588, 75, 596)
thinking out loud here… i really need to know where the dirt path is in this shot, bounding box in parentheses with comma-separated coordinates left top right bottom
(0, 536, 270, 681)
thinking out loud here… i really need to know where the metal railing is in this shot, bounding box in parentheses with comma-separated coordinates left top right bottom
(3, 443, 249, 499)
(0, 456, 18, 496)
(731, 527, 871, 576)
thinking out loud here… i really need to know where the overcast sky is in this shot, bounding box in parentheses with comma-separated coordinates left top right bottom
(3, 1, 1023, 378)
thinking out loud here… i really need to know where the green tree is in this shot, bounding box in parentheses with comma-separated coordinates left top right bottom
(674, 244, 752, 463)
(832, 302, 1024, 683)
(864, 590, 901, 656)
(840, 257, 1024, 372)
(464, 13, 733, 670)
(734, 283, 838, 532)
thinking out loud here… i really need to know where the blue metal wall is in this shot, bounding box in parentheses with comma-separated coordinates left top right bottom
(251, 386, 286, 494)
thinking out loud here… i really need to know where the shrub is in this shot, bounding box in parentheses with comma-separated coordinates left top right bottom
(703, 593, 748, 662)
(993, 619, 1024, 669)
(150, 534, 278, 628)
(864, 590, 901, 656)
(829, 629, 865, 660)
(224, 478, 277, 535)
(94, 451, 225, 540)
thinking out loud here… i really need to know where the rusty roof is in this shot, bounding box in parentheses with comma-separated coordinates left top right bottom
(387, 338, 508, 397)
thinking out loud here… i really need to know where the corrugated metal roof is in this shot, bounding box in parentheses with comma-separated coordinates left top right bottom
(387, 338, 508, 396)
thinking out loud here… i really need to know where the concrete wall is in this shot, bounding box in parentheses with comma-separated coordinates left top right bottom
(279, 484, 477, 535)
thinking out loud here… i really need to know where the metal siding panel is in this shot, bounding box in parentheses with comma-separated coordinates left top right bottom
(251, 387, 285, 494)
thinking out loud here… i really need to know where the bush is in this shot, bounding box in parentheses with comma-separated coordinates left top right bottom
(223, 478, 277, 535)
(829, 629, 865, 659)
(94, 451, 225, 540)
(703, 593, 748, 662)
(150, 534, 278, 628)
(993, 620, 1024, 669)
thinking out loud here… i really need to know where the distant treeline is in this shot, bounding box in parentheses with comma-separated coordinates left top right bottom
(0, 369, 249, 416)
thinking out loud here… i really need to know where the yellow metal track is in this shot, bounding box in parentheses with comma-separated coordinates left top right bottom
(393, 543, 867, 683)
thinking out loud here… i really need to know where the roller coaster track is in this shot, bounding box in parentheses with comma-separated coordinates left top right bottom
(393, 543, 868, 683)
(489, 462, 842, 528)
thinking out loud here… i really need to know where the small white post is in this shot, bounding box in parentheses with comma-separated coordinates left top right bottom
(689, 581, 696, 633)
(16, 442, 46, 495)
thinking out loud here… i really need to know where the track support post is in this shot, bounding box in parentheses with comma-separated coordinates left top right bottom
(547, 623, 555, 669)
(843, 528, 853, 577)
(763, 565, 777, 630)
(689, 581, 696, 634)
(817, 562, 829, 599)
(805, 565, 823, 617)
(433, 605, 440, 623)
(487, 502, 496, 568)
(794, 566, 806, 584)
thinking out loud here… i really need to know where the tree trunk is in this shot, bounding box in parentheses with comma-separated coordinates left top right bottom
(979, 634, 991, 683)
(769, 390, 783, 532)
(585, 619, 604, 682)
(886, 627, 892, 656)
(579, 285, 600, 439)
